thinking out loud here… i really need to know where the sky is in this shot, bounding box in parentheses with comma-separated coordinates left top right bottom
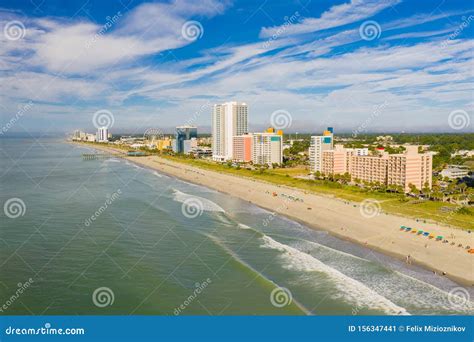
(0, 0, 473, 134)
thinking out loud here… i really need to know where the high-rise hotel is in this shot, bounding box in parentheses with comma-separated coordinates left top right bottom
(309, 127, 334, 172)
(175, 125, 197, 153)
(212, 102, 248, 161)
(96, 127, 109, 142)
(232, 128, 283, 165)
(251, 128, 283, 165)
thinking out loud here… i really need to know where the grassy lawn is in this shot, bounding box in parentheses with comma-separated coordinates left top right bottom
(157, 154, 473, 230)
(270, 166, 310, 177)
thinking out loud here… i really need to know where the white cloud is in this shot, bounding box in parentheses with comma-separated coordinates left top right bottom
(5, 0, 228, 74)
(0, 0, 472, 133)
(260, 0, 400, 38)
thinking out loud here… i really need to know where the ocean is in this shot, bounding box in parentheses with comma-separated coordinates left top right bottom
(0, 137, 472, 315)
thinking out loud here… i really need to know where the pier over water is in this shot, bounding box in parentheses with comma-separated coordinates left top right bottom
(82, 153, 124, 160)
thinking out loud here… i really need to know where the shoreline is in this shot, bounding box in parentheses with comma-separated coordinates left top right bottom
(75, 142, 474, 286)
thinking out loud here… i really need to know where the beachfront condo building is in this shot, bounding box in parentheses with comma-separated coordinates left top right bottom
(350, 153, 389, 184)
(86, 133, 96, 142)
(96, 127, 109, 142)
(212, 102, 248, 161)
(251, 129, 283, 166)
(309, 127, 334, 172)
(183, 138, 198, 154)
(73, 130, 85, 140)
(322, 145, 370, 175)
(322, 145, 347, 175)
(175, 125, 197, 153)
(318, 142, 433, 191)
(72, 130, 96, 142)
(387, 146, 433, 191)
(233, 134, 253, 162)
(155, 138, 172, 151)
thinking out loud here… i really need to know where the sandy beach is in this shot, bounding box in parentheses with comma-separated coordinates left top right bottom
(80, 143, 474, 286)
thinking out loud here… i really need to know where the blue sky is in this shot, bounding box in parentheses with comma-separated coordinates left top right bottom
(0, 0, 473, 134)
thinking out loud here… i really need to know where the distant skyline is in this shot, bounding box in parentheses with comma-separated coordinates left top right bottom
(0, 0, 473, 134)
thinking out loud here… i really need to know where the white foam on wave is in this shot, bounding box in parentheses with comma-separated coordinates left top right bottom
(260, 235, 409, 315)
(172, 189, 225, 213)
(385, 270, 474, 313)
(238, 223, 252, 230)
(282, 238, 473, 314)
(106, 158, 121, 163)
(124, 161, 143, 169)
(292, 239, 368, 262)
(153, 171, 163, 178)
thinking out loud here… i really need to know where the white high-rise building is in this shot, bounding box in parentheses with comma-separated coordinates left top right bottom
(309, 128, 334, 173)
(97, 127, 109, 142)
(212, 102, 248, 161)
(251, 132, 283, 166)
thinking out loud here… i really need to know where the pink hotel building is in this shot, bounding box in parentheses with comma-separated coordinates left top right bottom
(319, 144, 432, 192)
